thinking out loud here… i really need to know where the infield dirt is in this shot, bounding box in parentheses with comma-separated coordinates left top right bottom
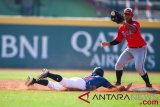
(0, 80, 159, 93)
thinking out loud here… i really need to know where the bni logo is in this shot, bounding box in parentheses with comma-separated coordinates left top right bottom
(78, 91, 90, 104)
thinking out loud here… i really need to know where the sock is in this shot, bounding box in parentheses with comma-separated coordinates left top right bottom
(116, 70, 123, 84)
(47, 73, 62, 82)
(141, 73, 151, 85)
(34, 78, 49, 86)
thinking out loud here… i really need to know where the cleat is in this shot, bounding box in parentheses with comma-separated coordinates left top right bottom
(25, 76, 35, 86)
(115, 82, 121, 86)
(124, 83, 132, 90)
(146, 83, 152, 88)
(37, 68, 49, 81)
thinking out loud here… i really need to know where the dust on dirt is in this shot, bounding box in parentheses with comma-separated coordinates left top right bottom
(0, 80, 50, 91)
(0, 80, 159, 93)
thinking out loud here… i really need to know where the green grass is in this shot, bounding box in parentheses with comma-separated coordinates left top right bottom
(0, 69, 159, 107)
(0, 70, 159, 84)
(0, 90, 159, 107)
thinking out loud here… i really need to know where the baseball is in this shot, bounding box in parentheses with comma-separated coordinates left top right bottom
(111, 11, 115, 16)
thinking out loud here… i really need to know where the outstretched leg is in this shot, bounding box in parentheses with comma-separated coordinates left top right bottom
(37, 69, 62, 82)
(37, 69, 86, 90)
(25, 76, 48, 86)
(25, 76, 66, 90)
(141, 73, 152, 87)
(132, 47, 152, 88)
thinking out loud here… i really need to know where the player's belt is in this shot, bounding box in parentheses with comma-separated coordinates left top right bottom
(129, 46, 143, 48)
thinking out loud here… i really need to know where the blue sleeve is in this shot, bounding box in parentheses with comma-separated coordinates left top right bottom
(85, 76, 113, 90)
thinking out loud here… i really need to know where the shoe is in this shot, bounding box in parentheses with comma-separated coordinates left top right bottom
(25, 76, 35, 86)
(124, 83, 132, 90)
(146, 83, 152, 88)
(115, 82, 121, 86)
(37, 68, 49, 81)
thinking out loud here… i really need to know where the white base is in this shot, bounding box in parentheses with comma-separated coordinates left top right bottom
(132, 87, 159, 92)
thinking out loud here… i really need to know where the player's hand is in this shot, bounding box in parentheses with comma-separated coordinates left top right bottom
(100, 42, 110, 47)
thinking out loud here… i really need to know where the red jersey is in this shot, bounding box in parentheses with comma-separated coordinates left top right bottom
(115, 20, 146, 47)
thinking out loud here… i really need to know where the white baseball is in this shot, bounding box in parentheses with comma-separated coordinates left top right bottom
(111, 11, 115, 16)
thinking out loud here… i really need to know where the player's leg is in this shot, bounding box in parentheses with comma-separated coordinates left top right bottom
(37, 69, 86, 90)
(47, 81, 66, 90)
(115, 48, 134, 85)
(25, 76, 65, 90)
(131, 47, 152, 87)
(25, 76, 48, 86)
(59, 77, 86, 90)
(37, 69, 62, 82)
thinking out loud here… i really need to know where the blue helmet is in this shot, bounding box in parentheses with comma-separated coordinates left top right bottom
(92, 67, 104, 77)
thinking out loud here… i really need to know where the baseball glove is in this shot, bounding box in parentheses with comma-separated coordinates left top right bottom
(110, 10, 124, 24)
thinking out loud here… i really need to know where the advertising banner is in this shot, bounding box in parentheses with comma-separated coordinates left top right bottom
(0, 17, 159, 71)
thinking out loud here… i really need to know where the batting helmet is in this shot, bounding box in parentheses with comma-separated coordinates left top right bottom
(92, 67, 104, 77)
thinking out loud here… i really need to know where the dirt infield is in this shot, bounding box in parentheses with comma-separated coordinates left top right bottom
(0, 80, 159, 93)
(0, 80, 50, 91)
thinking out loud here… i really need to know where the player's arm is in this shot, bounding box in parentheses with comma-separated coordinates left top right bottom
(101, 40, 120, 47)
(101, 27, 123, 47)
(123, 21, 137, 32)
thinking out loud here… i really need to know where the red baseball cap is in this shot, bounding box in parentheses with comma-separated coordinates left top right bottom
(124, 8, 134, 14)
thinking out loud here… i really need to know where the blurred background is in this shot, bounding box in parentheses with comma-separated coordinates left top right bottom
(0, 0, 160, 71)
(0, 0, 160, 20)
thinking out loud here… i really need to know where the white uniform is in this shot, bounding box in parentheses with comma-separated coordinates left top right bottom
(47, 77, 86, 91)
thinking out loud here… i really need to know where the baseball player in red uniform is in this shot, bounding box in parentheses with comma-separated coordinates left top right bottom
(101, 8, 152, 88)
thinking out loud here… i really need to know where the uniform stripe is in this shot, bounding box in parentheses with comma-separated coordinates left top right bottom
(142, 46, 147, 75)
